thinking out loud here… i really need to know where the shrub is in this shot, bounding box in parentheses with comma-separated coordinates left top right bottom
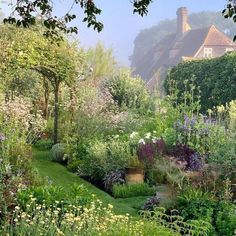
(104, 69, 153, 114)
(171, 144, 203, 171)
(165, 53, 236, 111)
(79, 137, 130, 180)
(103, 170, 125, 193)
(215, 201, 236, 236)
(17, 184, 91, 209)
(67, 159, 81, 172)
(177, 188, 216, 221)
(50, 143, 66, 163)
(177, 188, 216, 234)
(176, 188, 236, 235)
(140, 207, 212, 235)
(34, 139, 53, 150)
(1, 200, 178, 236)
(141, 196, 160, 211)
(112, 183, 156, 198)
(207, 130, 236, 181)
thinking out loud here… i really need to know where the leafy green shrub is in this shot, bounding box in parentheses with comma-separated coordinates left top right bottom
(50, 143, 66, 163)
(104, 70, 153, 113)
(112, 183, 156, 198)
(177, 188, 217, 234)
(67, 159, 81, 172)
(79, 137, 130, 180)
(177, 188, 216, 221)
(165, 53, 236, 111)
(17, 184, 91, 209)
(34, 139, 53, 150)
(140, 207, 212, 236)
(215, 201, 236, 236)
(176, 187, 236, 235)
(207, 130, 236, 180)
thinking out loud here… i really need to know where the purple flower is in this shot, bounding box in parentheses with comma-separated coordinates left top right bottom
(137, 139, 166, 166)
(171, 144, 204, 171)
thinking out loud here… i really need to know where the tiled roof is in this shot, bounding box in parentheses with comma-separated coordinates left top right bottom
(204, 25, 235, 46)
(145, 25, 236, 88)
(172, 26, 210, 64)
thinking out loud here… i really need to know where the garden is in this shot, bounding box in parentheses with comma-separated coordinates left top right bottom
(0, 24, 235, 236)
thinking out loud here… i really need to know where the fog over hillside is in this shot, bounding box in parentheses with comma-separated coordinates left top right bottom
(130, 11, 236, 76)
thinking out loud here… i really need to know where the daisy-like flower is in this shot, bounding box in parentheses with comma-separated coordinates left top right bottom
(138, 139, 145, 144)
(145, 132, 151, 139)
(130, 131, 138, 139)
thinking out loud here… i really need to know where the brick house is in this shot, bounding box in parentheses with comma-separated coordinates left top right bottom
(134, 7, 236, 89)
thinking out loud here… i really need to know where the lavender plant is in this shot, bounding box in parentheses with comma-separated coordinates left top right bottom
(174, 114, 211, 155)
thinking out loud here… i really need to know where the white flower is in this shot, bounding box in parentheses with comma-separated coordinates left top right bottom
(152, 138, 157, 143)
(145, 132, 151, 139)
(138, 139, 145, 144)
(130, 131, 138, 139)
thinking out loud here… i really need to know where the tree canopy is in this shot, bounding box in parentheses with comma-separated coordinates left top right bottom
(2, 0, 152, 40)
(0, 25, 85, 143)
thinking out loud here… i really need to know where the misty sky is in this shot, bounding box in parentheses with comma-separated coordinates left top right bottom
(1, 0, 229, 65)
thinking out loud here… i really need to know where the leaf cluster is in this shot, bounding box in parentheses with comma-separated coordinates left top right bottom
(223, 0, 236, 40)
(165, 53, 236, 112)
(3, 0, 153, 40)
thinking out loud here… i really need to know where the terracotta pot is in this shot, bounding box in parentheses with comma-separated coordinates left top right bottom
(125, 167, 144, 184)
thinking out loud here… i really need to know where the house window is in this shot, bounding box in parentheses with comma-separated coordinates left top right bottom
(204, 48, 213, 58)
(225, 47, 234, 53)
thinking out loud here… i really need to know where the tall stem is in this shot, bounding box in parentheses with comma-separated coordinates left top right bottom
(54, 82, 59, 144)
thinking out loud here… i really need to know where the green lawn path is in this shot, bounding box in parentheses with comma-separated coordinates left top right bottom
(33, 150, 149, 216)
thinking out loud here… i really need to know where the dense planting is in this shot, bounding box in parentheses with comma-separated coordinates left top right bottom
(0, 23, 235, 235)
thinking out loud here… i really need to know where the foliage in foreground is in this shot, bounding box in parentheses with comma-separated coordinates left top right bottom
(1, 196, 212, 236)
(177, 187, 236, 236)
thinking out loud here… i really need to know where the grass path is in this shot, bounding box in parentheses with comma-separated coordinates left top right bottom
(32, 150, 149, 216)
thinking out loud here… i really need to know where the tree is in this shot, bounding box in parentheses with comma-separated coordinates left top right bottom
(223, 0, 236, 40)
(0, 25, 84, 143)
(3, 0, 152, 39)
(104, 69, 153, 114)
(86, 43, 116, 83)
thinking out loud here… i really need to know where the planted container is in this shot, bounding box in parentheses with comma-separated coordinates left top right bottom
(125, 167, 144, 184)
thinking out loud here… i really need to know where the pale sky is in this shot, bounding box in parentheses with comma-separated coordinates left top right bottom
(1, 0, 229, 65)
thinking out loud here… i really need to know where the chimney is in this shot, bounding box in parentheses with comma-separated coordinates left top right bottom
(176, 7, 188, 37)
